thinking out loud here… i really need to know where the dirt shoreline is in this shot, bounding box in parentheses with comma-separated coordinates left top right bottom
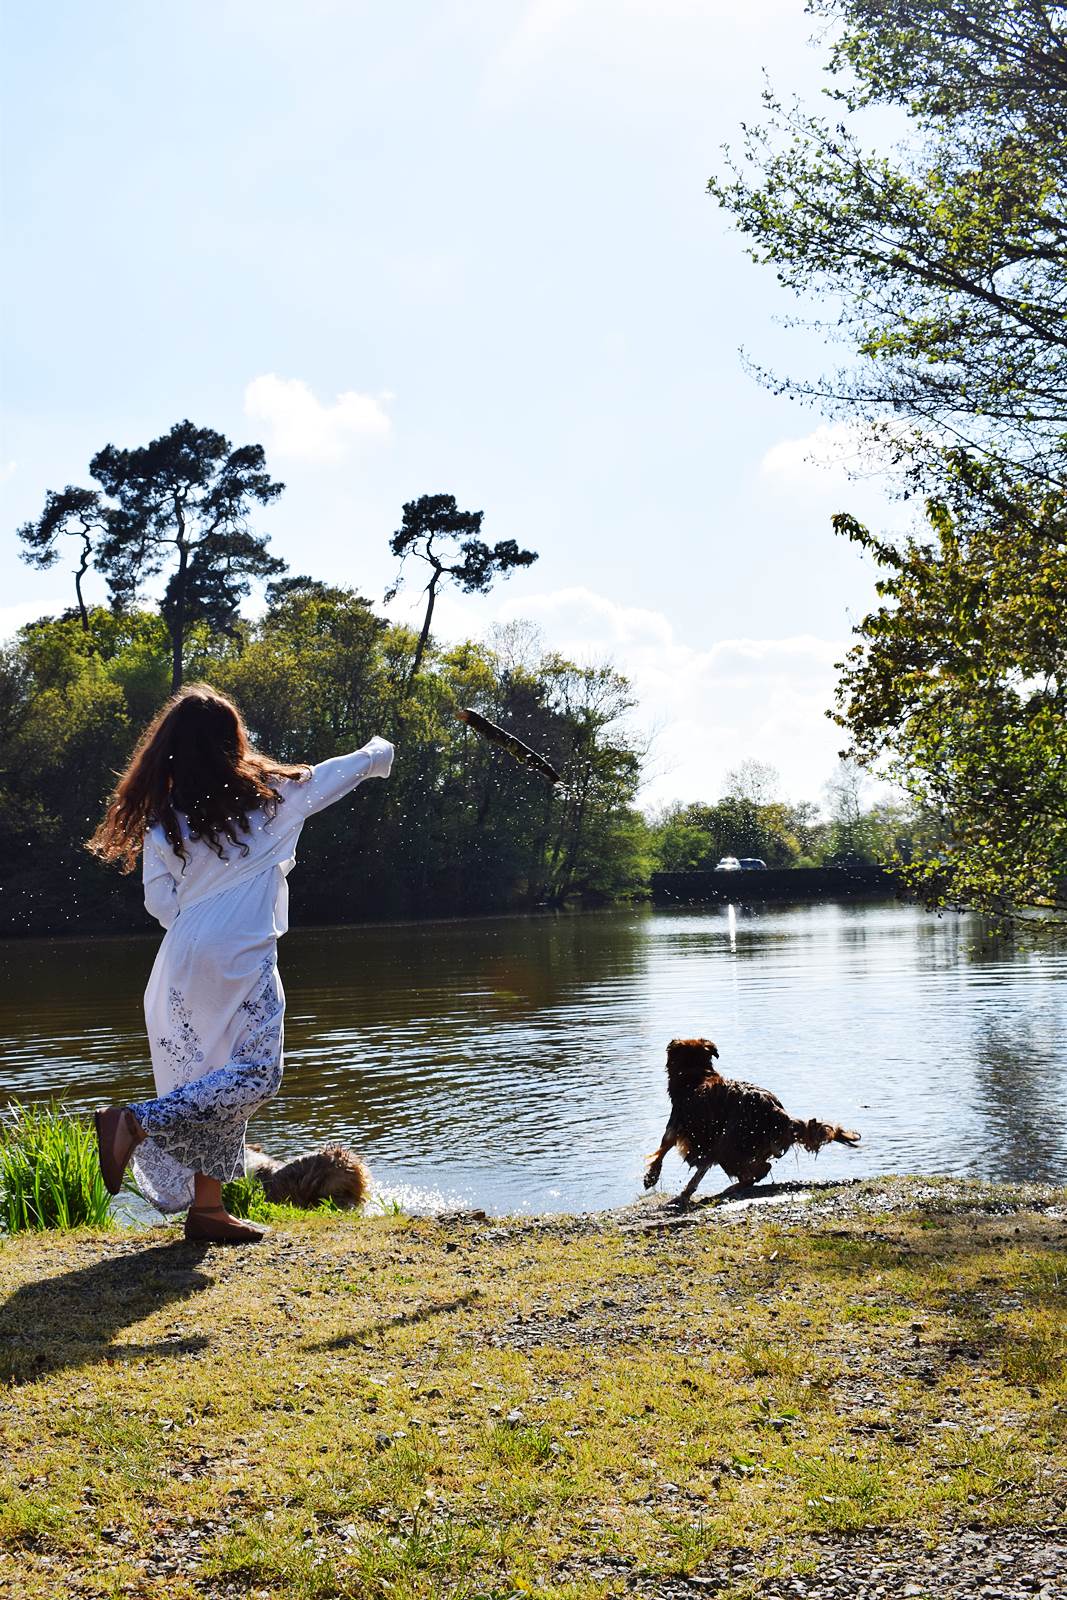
(435, 1171, 1067, 1231)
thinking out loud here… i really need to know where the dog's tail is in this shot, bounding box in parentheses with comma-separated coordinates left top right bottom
(793, 1117, 861, 1155)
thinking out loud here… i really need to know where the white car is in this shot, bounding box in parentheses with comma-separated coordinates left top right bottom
(713, 855, 741, 871)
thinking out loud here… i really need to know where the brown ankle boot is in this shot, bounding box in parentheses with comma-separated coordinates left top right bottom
(184, 1206, 265, 1245)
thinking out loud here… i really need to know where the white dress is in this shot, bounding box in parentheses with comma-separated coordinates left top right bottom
(130, 736, 394, 1213)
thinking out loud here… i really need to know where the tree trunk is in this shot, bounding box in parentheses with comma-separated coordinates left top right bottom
(410, 569, 440, 685)
(170, 507, 189, 694)
(554, 787, 589, 902)
(73, 540, 90, 632)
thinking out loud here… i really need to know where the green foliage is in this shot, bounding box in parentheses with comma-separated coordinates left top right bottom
(0, 591, 648, 933)
(213, 580, 388, 761)
(709, 0, 1067, 480)
(0, 1102, 112, 1233)
(649, 761, 922, 874)
(709, 0, 1067, 919)
(652, 796, 820, 871)
(220, 1174, 277, 1221)
(834, 459, 1067, 919)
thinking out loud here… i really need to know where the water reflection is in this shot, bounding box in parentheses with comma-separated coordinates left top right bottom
(969, 1005, 1067, 1183)
(0, 903, 1065, 1213)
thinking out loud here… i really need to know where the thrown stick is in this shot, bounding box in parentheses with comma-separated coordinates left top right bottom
(456, 707, 561, 785)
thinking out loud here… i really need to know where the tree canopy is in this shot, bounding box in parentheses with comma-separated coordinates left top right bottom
(386, 494, 538, 682)
(16, 486, 105, 631)
(710, 0, 1067, 922)
(834, 457, 1067, 919)
(0, 592, 649, 934)
(17, 420, 286, 691)
(709, 0, 1067, 482)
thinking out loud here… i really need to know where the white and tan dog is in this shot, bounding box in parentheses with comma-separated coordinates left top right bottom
(245, 1143, 370, 1209)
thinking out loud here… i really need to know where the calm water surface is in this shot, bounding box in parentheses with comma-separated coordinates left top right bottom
(1, 903, 1065, 1213)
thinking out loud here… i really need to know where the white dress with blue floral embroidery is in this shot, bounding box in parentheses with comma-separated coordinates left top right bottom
(129, 737, 394, 1213)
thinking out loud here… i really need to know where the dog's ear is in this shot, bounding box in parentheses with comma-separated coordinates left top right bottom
(667, 1037, 718, 1059)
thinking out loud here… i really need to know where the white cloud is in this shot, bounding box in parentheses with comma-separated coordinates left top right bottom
(760, 419, 928, 494)
(759, 421, 877, 490)
(0, 599, 66, 641)
(243, 374, 392, 462)
(0, 460, 17, 486)
(396, 582, 849, 806)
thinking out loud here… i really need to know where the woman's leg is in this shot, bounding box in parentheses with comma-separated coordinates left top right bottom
(97, 1057, 278, 1224)
(193, 1174, 224, 1209)
(185, 1170, 264, 1243)
(130, 962, 285, 1232)
(133, 1055, 281, 1141)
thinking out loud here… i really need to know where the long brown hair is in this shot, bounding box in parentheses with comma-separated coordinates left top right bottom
(89, 683, 308, 873)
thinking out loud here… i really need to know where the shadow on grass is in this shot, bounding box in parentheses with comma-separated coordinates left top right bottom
(0, 1240, 214, 1383)
(305, 1290, 483, 1351)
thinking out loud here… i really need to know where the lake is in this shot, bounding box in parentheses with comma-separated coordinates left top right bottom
(1, 902, 1066, 1213)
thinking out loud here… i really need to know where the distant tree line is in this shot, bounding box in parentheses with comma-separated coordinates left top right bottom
(648, 759, 920, 876)
(1, 415, 932, 938)
(0, 592, 650, 934)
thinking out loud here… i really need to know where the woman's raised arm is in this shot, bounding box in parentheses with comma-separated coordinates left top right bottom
(290, 735, 394, 820)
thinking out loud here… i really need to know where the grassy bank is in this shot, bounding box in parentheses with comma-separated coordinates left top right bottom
(0, 1178, 1064, 1599)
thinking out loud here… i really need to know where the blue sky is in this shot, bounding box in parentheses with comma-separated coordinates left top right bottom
(1, 0, 904, 807)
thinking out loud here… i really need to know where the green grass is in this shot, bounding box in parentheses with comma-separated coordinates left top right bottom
(0, 1179, 1063, 1598)
(220, 1171, 345, 1223)
(0, 1101, 112, 1233)
(221, 1172, 402, 1222)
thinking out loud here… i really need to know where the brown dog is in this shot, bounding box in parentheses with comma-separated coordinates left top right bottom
(644, 1038, 860, 1206)
(245, 1144, 370, 1209)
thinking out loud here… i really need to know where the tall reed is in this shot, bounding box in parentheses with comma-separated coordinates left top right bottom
(0, 1102, 113, 1232)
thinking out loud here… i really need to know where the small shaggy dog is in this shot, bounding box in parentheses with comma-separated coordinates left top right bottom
(245, 1143, 370, 1209)
(644, 1038, 860, 1206)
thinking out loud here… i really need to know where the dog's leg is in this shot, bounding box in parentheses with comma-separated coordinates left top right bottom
(713, 1162, 774, 1203)
(673, 1162, 712, 1209)
(644, 1124, 678, 1190)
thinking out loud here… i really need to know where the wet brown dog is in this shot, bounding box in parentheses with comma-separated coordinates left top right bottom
(644, 1038, 860, 1206)
(245, 1144, 370, 1209)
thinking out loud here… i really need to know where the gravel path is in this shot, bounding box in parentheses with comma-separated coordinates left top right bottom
(650, 1526, 1066, 1599)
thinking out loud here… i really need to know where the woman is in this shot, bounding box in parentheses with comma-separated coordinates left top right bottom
(90, 683, 393, 1243)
